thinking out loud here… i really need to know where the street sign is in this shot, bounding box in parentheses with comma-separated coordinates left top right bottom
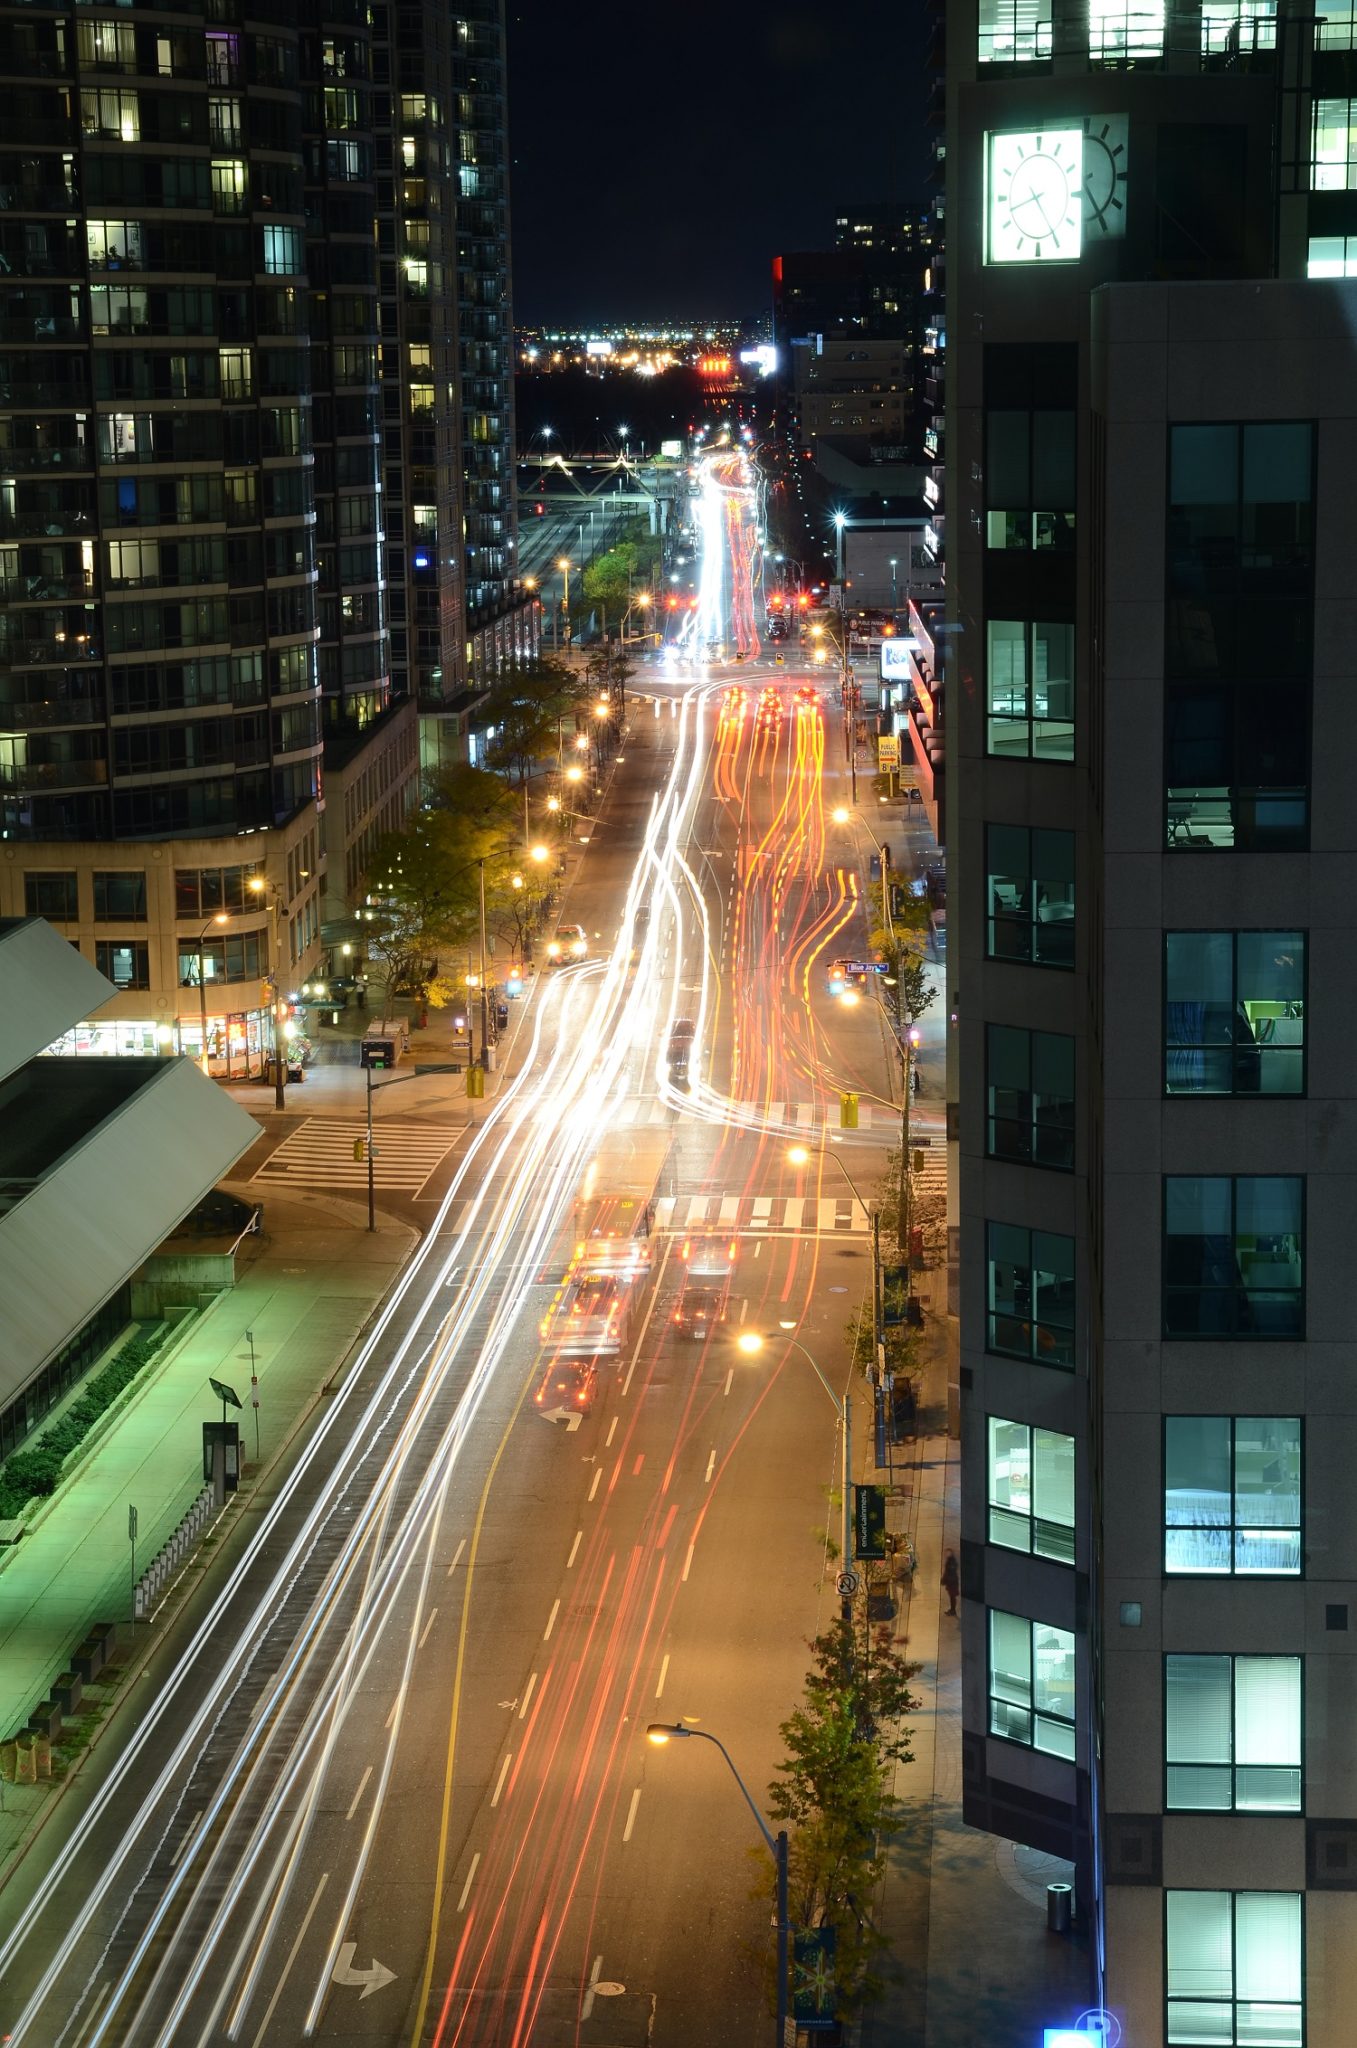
(839, 1091, 859, 1130)
(792, 1925, 837, 2030)
(250, 1375, 259, 1409)
(209, 1376, 242, 1410)
(128, 1505, 138, 1542)
(877, 734, 900, 769)
(855, 1484, 887, 1560)
(836, 1569, 859, 1598)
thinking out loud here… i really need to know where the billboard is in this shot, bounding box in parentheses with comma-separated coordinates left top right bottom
(880, 641, 915, 682)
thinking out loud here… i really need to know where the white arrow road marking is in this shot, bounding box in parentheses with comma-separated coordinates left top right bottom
(331, 1941, 395, 2000)
(539, 1404, 583, 1431)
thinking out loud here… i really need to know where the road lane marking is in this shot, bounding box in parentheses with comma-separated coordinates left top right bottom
(544, 1597, 560, 1640)
(519, 1672, 537, 1721)
(491, 1753, 513, 1807)
(682, 1541, 695, 1582)
(169, 1810, 202, 1867)
(581, 1954, 605, 2023)
(622, 1788, 642, 1843)
(588, 1467, 603, 1502)
(456, 1853, 480, 1913)
(656, 1653, 669, 1698)
(417, 1606, 438, 1651)
(249, 1871, 328, 2048)
(446, 1538, 466, 1576)
(567, 1529, 582, 1567)
(737, 1296, 749, 1322)
(384, 1685, 405, 1730)
(345, 1766, 373, 1822)
(605, 1416, 618, 1448)
(705, 1448, 716, 1482)
(75, 1981, 112, 2045)
(754, 1241, 762, 1258)
(609, 1457, 622, 1491)
(724, 1368, 734, 1396)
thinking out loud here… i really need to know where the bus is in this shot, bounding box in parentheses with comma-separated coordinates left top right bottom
(539, 1130, 671, 1358)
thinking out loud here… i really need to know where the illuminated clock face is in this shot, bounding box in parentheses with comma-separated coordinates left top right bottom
(987, 130, 1084, 264)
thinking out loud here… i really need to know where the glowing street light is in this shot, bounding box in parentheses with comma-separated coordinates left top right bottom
(738, 1329, 854, 1618)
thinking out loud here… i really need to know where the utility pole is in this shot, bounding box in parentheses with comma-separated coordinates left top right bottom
(365, 1056, 376, 1233)
(477, 858, 494, 1072)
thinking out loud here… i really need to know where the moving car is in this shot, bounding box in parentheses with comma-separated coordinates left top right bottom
(766, 614, 789, 641)
(672, 1234, 735, 1340)
(546, 922, 588, 964)
(534, 1355, 598, 1416)
(666, 1015, 696, 1087)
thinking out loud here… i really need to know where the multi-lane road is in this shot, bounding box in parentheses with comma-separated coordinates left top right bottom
(0, 455, 907, 2048)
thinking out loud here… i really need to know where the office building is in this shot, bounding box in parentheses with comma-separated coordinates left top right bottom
(947, 2, 1357, 2038)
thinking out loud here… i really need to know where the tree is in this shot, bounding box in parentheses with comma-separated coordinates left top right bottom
(479, 653, 583, 786)
(582, 542, 638, 625)
(758, 1590, 922, 2019)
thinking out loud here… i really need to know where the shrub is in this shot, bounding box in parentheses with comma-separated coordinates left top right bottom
(0, 1323, 169, 1520)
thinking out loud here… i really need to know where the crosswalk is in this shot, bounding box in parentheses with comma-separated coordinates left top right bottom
(252, 1118, 463, 1195)
(654, 1193, 870, 1235)
(609, 1097, 889, 1132)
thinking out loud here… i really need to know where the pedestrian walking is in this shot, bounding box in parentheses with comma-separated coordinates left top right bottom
(941, 1548, 960, 1616)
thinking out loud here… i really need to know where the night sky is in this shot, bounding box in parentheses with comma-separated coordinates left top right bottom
(505, 1, 931, 328)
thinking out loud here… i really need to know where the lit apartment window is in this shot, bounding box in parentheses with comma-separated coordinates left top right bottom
(208, 95, 242, 149)
(987, 1418, 1075, 1562)
(1164, 1177, 1303, 1339)
(80, 88, 139, 141)
(1307, 234, 1357, 273)
(985, 619, 1074, 759)
(986, 1221, 1074, 1366)
(985, 825, 1075, 968)
(95, 940, 149, 990)
(211, 161, 247, 215)
(988, 1611, 1076, 1759)
(1089, 0, 1165, 57)
(986, 1023, 1075, 1168)
(1315, 0, 1357, 49)
(978, 0, 1052, 60)
(1313, 99, 1357, 188)
(1166, 1656, 1301, 1812)
(262, 226, 304, 276)
(1200, 0, 1276, 50)
(1165, 1892, 1302, 2047)
(86, 221, 143, 271)
(1164, 1416, 1301, 1576)
(1165, 932, 1305, 1094)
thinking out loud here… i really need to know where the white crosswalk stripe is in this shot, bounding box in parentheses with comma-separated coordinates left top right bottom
(252, 1118, 463, 1194)
(653, 1194, 869, 1235)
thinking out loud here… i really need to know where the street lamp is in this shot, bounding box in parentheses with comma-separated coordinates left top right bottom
(192, 913, 229, 1076)
(787, 1142, 882, 1356)
(738, 1328, 854, 1623)
(889, 556, 899, 610)
(248, 876, 289, 1110)
(645, 1724, 788, 2048)
(555, 556, 572, 651)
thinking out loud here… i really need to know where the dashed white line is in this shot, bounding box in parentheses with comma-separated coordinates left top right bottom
(344, 1766, 373, 1822)
(417, 1606, 438, 1651)
(457, 1852, 481, 1912)
(384, 1686, 405, 1731)
(169, 1811, 202, 1868)
(588, 1468, 603, 1503)
(248, 1871, 328, 2048)
(622, 1787, 642, 1843)
(704, 1448, 716, 1483)
(737, 1296, 749, 1322)
(567, 1529, 582, 1568)
(447, 1538, 466, 1576)
(605, 1416, 618, 1448)
(519, 1671, 538, 1720)
(682, 1541, 695, 1583)
(655, 1653, 670, 1699)
(544, 1597, 560, 1640)
(491, 1753, 513, 1808)
(724, 1368, 734, 1397)
(582, 1954, 605, 2023)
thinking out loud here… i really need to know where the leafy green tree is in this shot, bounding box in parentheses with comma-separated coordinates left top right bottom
(479, 653, 584, 785)
(582, 542, 638, 624)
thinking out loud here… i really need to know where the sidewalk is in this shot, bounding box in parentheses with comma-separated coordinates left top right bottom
(0, 1188, 414, 1878)
(857, 1209, 1090, 2046)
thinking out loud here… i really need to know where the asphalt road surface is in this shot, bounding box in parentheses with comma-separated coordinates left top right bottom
(0, 460, 903, 2048)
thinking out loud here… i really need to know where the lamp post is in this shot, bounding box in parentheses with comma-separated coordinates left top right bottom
(477, 857, 493, 1071)
(889, 556, 899, 610)
(832, 803, 893, 941)
(555, 556, 571, 651)
(739, 1328, 854, 1623)
(248, 875, 288, 1111)
(788, 1141, 882, 1368)
(193, 913, 229, 1076)
(646, 1724, 788, 2048)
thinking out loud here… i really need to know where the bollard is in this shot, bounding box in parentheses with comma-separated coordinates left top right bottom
(1047, 1882, 1073, 1934)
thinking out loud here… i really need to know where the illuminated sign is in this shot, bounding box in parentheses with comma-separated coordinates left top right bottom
(585, 339, 613, 357)
(880, 641, 915, 682)
(660, 439, 683, 458)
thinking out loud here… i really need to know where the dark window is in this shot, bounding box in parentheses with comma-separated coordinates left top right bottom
(1164, 1416, 1301, 1576)
(1163, 1176, 1304, 1338)
(92, 870, 147, 921)
(986, 1220, 1075, 1366)
(95, 939, 149, 989)
(24, 871, 78, 920)
(1165, 422, 1314, 851)
(985, 618, 1074, 759)
(985, 824, 1074, 968)
(1155, 126, 1249, 277)
(179, 932, 262, 985)
(986, 1024, 1075, 1167)
(1165, 932, 1305, 1095)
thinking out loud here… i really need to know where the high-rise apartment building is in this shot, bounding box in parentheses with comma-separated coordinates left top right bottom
(0, 0, 524, 1060)
(947, 2, 1357, 2038)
